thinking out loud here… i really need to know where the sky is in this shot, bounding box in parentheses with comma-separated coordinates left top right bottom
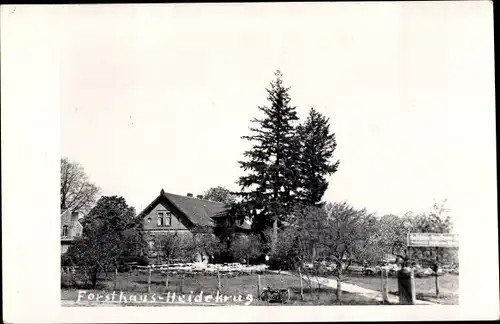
(56, 2, 496, 232)
(1, 4, 498, 319)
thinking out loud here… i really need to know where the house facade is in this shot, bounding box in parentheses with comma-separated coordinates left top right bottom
(138, 189, 251, 262)
(61, 209, 84, 254)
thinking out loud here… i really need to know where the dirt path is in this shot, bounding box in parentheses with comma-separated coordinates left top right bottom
(271, 270, 436, 305)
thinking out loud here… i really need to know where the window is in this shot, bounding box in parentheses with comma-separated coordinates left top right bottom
(62, 225, 69, 237)
(165, 212, 172, 226)
(147, 217, 152, 223)
(157, 211, 171, 227)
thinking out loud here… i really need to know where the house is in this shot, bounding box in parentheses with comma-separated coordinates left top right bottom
(61, 209, 84, 254)
(137, 189, 251, 262)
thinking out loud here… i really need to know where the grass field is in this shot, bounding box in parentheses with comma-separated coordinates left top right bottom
(61, 271, 386, 306)
(341, 273, 459, 305)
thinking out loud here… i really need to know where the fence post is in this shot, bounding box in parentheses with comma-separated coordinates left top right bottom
(114, 267, 118, 291)
(165, 262, 169, 289)
(217, 269, 221, 292)
(410, 268, 416, 305)
(381, 268, 389, 304)
(147, 267, 152, 293)
(435, 272, 440, 297)
(316, 276, 321, 301)
(125, 267, 129, 290)
(298, 267, 304, 301)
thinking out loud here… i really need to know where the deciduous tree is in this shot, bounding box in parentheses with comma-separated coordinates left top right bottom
(60, 157, 100, 213)
(409, 200, 456, 297)
(66, 196, 147, 288)
(188, 225, 223, 262)
(318, 202, 376, 301)
(229, 234, 262, 265)
(152, 231, 185, 264)
(203, 186, 236, 204)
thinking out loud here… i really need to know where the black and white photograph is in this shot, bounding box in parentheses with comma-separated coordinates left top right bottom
(2, 2, 498, 323)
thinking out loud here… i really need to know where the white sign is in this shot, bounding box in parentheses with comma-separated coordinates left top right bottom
(407, 233, 459, 248)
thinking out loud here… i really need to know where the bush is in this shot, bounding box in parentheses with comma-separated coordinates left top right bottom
(61, 271, 75, 288)
(61, 270, 88, 289)
(228, 234, 263, 265)
(61, 253, 73, 267)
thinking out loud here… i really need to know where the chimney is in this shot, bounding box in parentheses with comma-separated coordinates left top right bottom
(197, 195, 203, 199)
(187, 193, 193, 197)
(69, 211, 79, 235)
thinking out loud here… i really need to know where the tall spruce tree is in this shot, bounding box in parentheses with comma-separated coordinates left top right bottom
(237, 70, 300, 247)
(296, 108, 339, 206)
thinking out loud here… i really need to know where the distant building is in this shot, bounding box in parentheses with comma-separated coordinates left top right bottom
(60, 209, 84, 254)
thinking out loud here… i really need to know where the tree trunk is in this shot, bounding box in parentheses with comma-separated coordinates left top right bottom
(257, 274, 261, 300)
(147, 267, 152, 293)
(435, 273, 440, 297)
(91, 269, 99, 289)
(272, 218, 278, 252)
(381, 268, 389, 304)
(165, 262, 169, 288)
(305, 272, 314, 300)
(336, 276, 342, 301)
(298, 267, 304, 301)
(317, 277, 321, 301)
(410, 268, 416, 304)
(434, 252, 440, 298)
(217, 270, 221, 292)
(114, 267, 118, 290)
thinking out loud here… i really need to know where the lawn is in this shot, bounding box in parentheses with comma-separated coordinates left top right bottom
(340, 273, 459, 305)
(61, 270, 386, 306)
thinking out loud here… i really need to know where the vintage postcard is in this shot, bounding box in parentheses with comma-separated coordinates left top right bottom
(2, 2, 498, 323)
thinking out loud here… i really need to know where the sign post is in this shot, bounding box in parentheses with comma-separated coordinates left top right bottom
(400, 232, 459, 304)
(407, 233, 459, 248)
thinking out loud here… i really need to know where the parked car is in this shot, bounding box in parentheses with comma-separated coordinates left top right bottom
(441, 264, 458, 274)
(364, 263, 399, 277)
(434, 268, 445, 276)
(414, 267, 430, 278)
(325, 263, 337, 273)
(415, 267, 434, 278)
(302, 262, 314, 270)
(441, 265, 452, 272)
(381, 263, 399, 276)
(364, 266, 378, 276)
(347, 264, 364, 274)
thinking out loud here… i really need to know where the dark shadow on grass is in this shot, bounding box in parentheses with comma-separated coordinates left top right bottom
(133, 279, 165, 286)
(289, 287, 336, 295)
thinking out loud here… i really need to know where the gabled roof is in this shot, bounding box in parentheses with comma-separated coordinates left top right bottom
(164, 191, 228, 226)
(138, 189, 229, 227)
(61, 209, 84, 238)
(61, 209, 71, 218)
(61, 209, 84, 221)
